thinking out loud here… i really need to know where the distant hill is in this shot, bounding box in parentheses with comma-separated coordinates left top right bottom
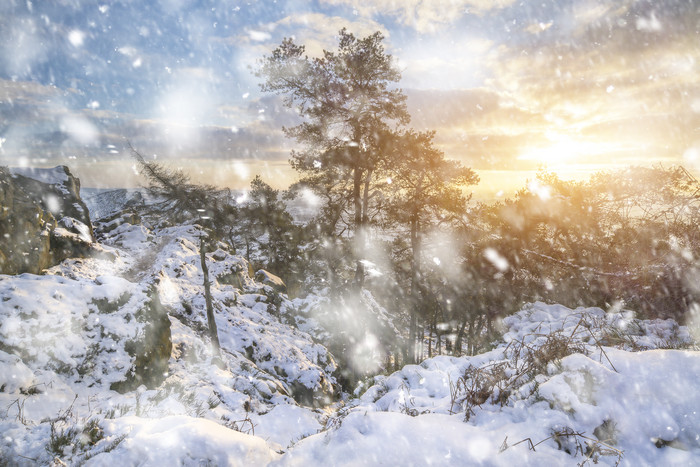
(82, 188, 150, 220)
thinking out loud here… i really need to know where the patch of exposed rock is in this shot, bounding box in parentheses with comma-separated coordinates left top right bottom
(0, 166, 96, 274)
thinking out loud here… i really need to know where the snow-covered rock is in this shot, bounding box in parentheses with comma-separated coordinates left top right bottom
(256, 269, 287, 294)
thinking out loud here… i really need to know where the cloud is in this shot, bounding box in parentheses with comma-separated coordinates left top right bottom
(457, 0, 700, 173)
(0, 76, 297, 171)
(268, 12, 389, 56)
(0, 79, 103, 160)
(408, 88, 546, 131)
(405, 88, 552, 168)
(60, 115, 100, 147)
(524, 21, 553, 35)
(2, 0, 698, 192)
(319, 0, 516, 33)
(396, 35, 494, 89)
(404, 7, 700, 173)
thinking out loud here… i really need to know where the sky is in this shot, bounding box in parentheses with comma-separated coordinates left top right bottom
(0, 0, 699, 198)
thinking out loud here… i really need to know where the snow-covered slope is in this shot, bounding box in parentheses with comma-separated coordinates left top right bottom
(1, 209, 699, 465)
(281, 303, 700, 466)
(0, 216, 337, 465)
(82, 188, 148, 221)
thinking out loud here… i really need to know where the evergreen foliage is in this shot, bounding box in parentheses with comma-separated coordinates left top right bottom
(257, 28, 410, 287)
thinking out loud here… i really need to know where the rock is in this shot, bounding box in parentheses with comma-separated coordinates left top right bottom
(111, 288, 172, 393)
(11, 166, 93, 235)
(84, 188, 145, 221)
(0, 167, 56, 274)
(96, 209, 141, 235)
(218, 262, 250, 289)
(288, 375, 339, 408)
(0, 165, 96, 274)
(255, 269, 287, 294)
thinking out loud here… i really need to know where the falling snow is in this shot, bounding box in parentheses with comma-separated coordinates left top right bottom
(1, 0, 700, 465)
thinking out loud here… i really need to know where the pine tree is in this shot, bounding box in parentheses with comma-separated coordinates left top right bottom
(383, 130, 478, 362)
(133, 148, 223, 359)
(257, 28, 409, 288)
(238, 175, 300, 280)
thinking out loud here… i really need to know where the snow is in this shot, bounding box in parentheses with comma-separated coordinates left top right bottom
(0, 216, 339, 464)
(88, 416, 279, 466)
(1, 204, 698, 465)
(287, 302, 698, 466)
(278, 411, 503, 466)
(58, 217, 92, 242)
(253, 404, 322, 449)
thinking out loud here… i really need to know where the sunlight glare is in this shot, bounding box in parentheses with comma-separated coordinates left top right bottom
(517, 136, 625, 172)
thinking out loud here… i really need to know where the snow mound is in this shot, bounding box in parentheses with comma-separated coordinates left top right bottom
(286, 302, 700, 466)
(87, 415, 279, 466)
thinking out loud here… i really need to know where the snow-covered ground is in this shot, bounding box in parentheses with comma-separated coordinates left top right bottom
(1, 210, 699, 465)
(0, 216, 336, 465)
(283, 304, 699, 466)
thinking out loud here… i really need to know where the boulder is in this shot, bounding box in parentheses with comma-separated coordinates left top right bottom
(217, 259, 251, 289)
(255, 269, 287, 294)
(110, 288, 172, 393)
(96, 209, 142, 235)
(0, 165, 96, 274)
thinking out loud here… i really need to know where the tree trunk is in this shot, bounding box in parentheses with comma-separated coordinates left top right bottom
(362, 169, 373, 225)
(428, 320, 433, 358)
(228, 233, 237, 254)
(467, 314, 485, 356)
(200, 237, 221, 357)
(454, 312, 468, 357)
(407, 311, 417, 364)
(430, 309, 439, 357)
(353, 165, 367, 289)
(408, 215, 421, 363)
(418, 322, 425, 361)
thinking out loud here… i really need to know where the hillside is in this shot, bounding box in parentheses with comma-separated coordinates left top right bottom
(0, 169, 699, 466)
(1, 213, 698, 465)
(0, 212, 339, 464)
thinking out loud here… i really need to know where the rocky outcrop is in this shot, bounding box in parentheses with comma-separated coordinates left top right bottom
(11, 166, 93, 231)
(84, 188, 145, 221)
(0, 165, 95, 274)
(0, 167, 53, 274)
(255, 269, 287, 294)
(111, 288, 172, 393)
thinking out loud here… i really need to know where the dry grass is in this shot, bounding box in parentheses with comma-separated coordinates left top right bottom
(500, 427, 623, 466)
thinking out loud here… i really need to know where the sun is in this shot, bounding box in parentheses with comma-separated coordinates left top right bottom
(517, 141, 579, 168)
(516, 134, 623, 173)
